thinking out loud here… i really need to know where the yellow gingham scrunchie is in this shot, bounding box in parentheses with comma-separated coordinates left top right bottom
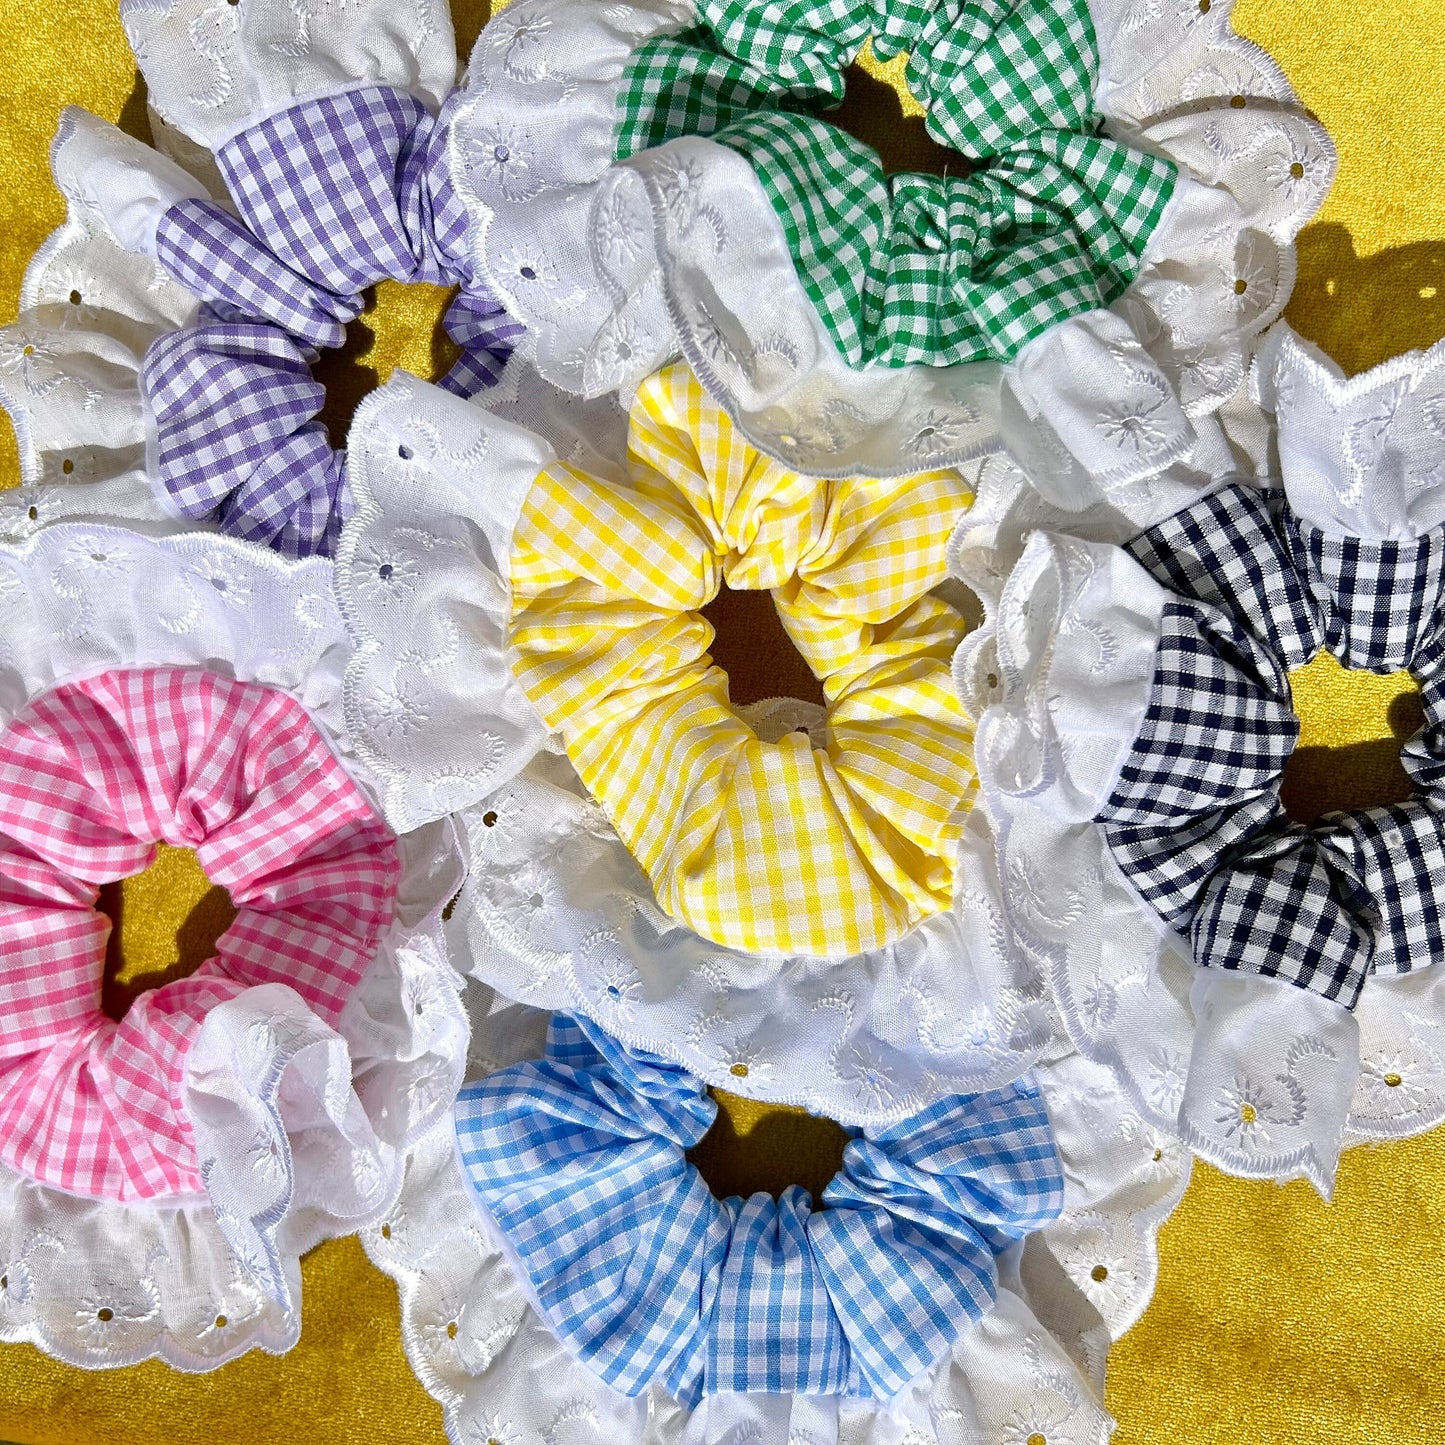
(508, 363, 976, 957)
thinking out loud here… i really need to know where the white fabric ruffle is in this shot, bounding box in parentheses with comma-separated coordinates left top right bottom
(364, 984, 1190, 1445)
(443, 0, 1333, 481)
(119, 0, 460, 148)
(0, 109, 204, 536)
(0, 524, 468, 1367)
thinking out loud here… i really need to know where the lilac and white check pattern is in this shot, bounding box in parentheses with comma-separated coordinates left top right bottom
(146, 86, 524, 556)
(453, 1014, 1062, 1407)
(143, 322, 348, 558)
(1100, 482, 1445, 1010)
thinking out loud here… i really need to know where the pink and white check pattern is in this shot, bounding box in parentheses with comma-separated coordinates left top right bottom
(0, 668, 400, 1202)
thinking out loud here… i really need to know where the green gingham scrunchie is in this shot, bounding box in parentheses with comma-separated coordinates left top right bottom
(616, 0, 1177, 369)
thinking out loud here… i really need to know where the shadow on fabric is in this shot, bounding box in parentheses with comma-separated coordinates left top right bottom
(1287, 221, 1445, 375)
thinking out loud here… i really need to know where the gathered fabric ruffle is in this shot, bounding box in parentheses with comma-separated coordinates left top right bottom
(0, 667, 400, 1202)
(613, 0, 1171, 369)
(454, 1013, 1062, 1407)
(507, 361, 976, 957)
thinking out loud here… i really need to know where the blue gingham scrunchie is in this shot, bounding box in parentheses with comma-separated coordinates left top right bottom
(453, 1013, 1063, 1408)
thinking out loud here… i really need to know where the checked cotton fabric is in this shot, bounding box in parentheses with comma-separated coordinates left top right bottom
(146, 85, 522, 556)
(507, 362, 976, 958)
(0, 668, 399, 1201)
(454, 1014, 1063, 1406)
(1100, 483, 1445, 1010)
(615, 0, 1174, 367)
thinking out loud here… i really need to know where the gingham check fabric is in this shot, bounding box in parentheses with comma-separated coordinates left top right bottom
(620, 0, 1097, 153)
(155, 85, 521, 390)
(616, 0, 1167, 367)
(717, 115, 1174, 366)
(507, 362, 976, 957)
(1100, 483, 1445, 1009)
(454, 1013, 1062, 1406)
(0, 668, 399, 1201)
(149, 86, 521, 557)
(143, 321, 349, 558)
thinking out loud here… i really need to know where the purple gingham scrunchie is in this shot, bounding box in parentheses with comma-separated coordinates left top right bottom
(142, 85, 524, 558)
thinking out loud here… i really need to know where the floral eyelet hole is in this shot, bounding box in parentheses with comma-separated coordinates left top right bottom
(1091, 1264, 1109, 1283)
(22, 345, 34, 357)
(987, 672, 1000, 688)
(1233, 278, 1249, 296)
(1385, 1072, 1403, 1088)
(446, 1321, 459, 1340)
(26, 506, 38, 522)
(1197, 0, 1210, 11)
(397, 444, 413, 461)
(214, 1314, 228, 1329)
(378, 563, 394, 580)
(520, 265, 537, 281)
(1240, 1102, 1258, 1124)
(96, 1307, 114, 1322)
(61, 458, 74, 474)
(1152, 1147, 1163, 1162)
(381, 1222, 392, 1239)
(482, 810, 498, 828)
(730, 1062, 749, 1078)
(1230, 94, 1247, 109)
(1290, 162, 1306, 179)
(68, 289, 82, 306)
(1028, 1434, 1048, 1445)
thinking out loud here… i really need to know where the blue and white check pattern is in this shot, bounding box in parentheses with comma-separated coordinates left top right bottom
(454, 1014, 1061, 1407)
(1100, 482, 1445, 1010)
(146, 85, 524, 556)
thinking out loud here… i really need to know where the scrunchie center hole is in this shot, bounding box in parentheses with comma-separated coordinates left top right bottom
(98, 843, 237, 1022)
(701, 583, 825, 708)
(1281, 652, 1423, 824)
(834, 49, 967, 180)
(313, 279, 462, 447)
(687, 1089, 848, 1203)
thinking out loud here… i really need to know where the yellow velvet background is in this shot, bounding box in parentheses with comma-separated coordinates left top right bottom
(4, 0, 1445, 1439)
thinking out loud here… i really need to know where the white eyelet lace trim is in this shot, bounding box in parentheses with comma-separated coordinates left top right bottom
(119, 0, 460, 150)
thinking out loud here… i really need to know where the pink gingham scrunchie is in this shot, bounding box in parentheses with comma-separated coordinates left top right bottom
(0, 667, 400, 1202)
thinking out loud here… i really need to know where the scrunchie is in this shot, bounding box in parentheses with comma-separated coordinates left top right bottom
(139, 86, 521, 556)
(454, 1013, 1062, 1406)
(1102, 482, 1443, 1009)
(507, 361, 975, 957)
(0, 667, 399, 1201)
(617, 0, 1174, 368)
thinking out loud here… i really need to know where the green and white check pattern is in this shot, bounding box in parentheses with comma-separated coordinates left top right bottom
(720, 114, 1174, 365)
(615, 0, 1176, 368)
(906, 0, 1099, 155)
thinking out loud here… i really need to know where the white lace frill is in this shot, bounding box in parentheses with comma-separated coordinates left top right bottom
(119, 0, 460, 149)
(953, 328, 1445, 1193)
(0, 108, 212, 540)
(363, 984, 1190, 1445)
(442, 0, 1333, 482)
(0, 524, 468, 1368)
(337, 367, 1053, 1127)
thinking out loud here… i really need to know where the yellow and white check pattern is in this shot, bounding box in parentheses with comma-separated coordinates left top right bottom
(509, 363, 977, 958)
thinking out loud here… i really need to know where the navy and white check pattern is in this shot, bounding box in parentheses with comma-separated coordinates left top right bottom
(454, 1014, 1061, 1406)
(146, 86, 524, 557)
(143, 322, 348, 558)
(1100, 482, 1445, 1010)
